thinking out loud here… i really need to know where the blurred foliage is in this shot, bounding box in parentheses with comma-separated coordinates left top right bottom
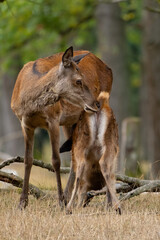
(0, 0, 146, 158)
(0, 0, 96, 72)
(0, 0, 142, 114)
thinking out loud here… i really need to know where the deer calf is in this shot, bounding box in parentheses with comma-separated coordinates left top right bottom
(66, 91, 121, 213)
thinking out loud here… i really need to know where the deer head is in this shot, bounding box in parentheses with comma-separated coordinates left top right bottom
(55, 46, 100, 112)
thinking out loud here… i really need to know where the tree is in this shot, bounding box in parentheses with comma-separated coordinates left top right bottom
(141, 0, 160, 178)
(0, 55, 24, 156)
(96, 2, 130, 172)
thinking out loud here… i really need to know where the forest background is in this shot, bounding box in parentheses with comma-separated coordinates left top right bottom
(0, 0, 160, 179)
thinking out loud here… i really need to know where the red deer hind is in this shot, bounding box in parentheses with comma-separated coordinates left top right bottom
(11, 46, 113, 208)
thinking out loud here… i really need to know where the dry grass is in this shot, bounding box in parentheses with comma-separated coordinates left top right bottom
(0, 190, 160, 240)
(0, 164, 160, 239)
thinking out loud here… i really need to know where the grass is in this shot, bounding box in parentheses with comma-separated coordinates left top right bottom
(0, 164, 160, 239)
(0, 189, 160, 240)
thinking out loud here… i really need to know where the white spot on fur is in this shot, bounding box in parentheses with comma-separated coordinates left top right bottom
(88, 114, 97, 146)
(97, 111, 108, 142)
(97, 110, 108, 148)
(88, 110, 108, 152)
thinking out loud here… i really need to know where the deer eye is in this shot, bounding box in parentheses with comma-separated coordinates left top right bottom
(76, 79, 82, 86)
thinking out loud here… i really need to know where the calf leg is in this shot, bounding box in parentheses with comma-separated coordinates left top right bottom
(64, 165, 75, 204)
(77, 185, 89, 208)
(19, 125, 34, 209)
(66, 162, 85, 212)
(99, 153, 121, 213)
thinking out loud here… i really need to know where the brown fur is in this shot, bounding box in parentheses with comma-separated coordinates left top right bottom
(66, 92, 121, 213)
(11, 47, 113, 208)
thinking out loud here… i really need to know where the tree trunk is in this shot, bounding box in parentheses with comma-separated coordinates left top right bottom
(141, 0, 160, 178)
(0, 56, 24, 156)
(120, 117, 141, 176)
(96, 2, 130, 172)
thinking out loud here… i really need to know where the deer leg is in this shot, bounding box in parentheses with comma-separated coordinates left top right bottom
(49, 125, 64, 208)
(66, 162, 85, 213)
(64, 165, 75, 204)
(77, 185, 89, 208)
(99, 154, 121, 214)
(62, 125, 76, 204)
(19, 125, 34, 209)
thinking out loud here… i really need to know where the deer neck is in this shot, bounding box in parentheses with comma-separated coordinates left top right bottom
(21, 66, 62, 114)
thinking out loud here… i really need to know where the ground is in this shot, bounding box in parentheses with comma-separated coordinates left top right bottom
(0, 188, 160, 240)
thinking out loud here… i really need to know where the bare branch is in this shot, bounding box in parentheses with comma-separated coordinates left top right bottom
(116, 182, 133, 193)
(120, 181, 160, 201)
(87, 176, 160, 200)
(0, 170, 45, 199)
(0, 156, 70, 173)
(1, 156, 160, 202)
(87, 183, 132, 198)
(116, 174, 152, 187)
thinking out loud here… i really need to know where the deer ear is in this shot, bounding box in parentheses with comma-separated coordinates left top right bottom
(62, 46, 73, 68)
(73, 53, 89, 64)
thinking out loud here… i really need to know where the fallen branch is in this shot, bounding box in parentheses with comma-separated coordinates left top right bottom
(116, 174, 153, 186)
(87, 178, 160, 200)
(116, 174, 160, 192)
(88, 183, 132, 198)
(0, 156, 70, 173)
(0, 170, 45, 199)
(120, 181, 160, 201)
(116, 182, 133, 193)
(0, 156, 69, 199)
(1, 156, 160, 202)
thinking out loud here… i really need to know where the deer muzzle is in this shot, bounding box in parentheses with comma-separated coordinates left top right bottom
(84, 101, 100, 113)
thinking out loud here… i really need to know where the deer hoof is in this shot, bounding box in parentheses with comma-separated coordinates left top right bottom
(116, 207, 122, 215)
(87, 191, 96, 198)
(18, 199, 28, 210)
(59, 194, 66, 210)
(66, 208, 72, 215)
